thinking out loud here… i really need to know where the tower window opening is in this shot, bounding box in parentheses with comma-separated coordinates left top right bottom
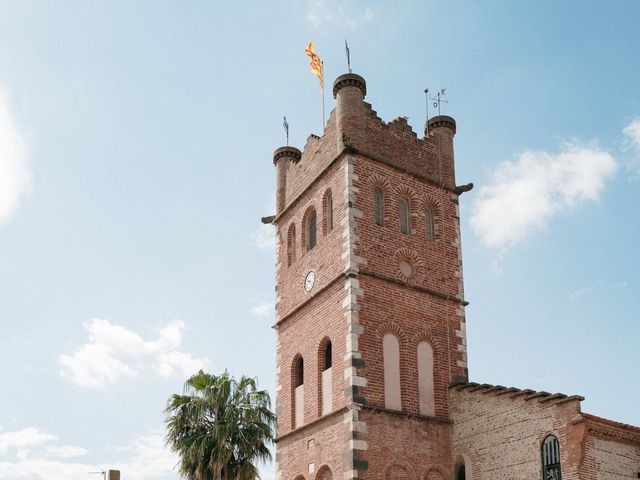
(324, 190, 333, 234)
(306, 209, 317, 250)
(399, 198, 410, 234)
(425, 207, 434, 241)
(542, 435, 561, 480)
(295, 357, 304, 387)
(374, 187, 384, 226)
(456, 465, 466, 480)
(320, 340, 333, 416)
(292, 355, 305, 429)
(323, 342, 332, 370)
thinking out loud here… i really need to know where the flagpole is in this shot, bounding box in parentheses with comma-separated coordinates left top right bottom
(321, 61, 326, 129)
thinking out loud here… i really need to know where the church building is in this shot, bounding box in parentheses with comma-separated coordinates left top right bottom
(264, 72, 640, 479)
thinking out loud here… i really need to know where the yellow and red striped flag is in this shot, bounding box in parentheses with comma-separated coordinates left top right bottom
(305, 41, 324, 89)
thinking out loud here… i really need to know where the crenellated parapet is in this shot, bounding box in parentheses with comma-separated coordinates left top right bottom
(272, 73, 459, 222)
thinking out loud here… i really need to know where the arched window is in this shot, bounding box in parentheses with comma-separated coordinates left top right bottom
(425, 207, 435, 241)
(456, 465, 466, 480)
(292, 356, 304, 428)
(323, 190, 333, 234)
(320, 340, 332, 415)
(542, 435, 561, 480)
(383, 333, 402, 410)
(295, 357, 304, 387)
(417, 341, 435, 416)
(374, 187, 384, 226)
(399, 198, 410, 234)
(287, 223, 296, 266)
(316, 466, 333, 480)
(323, 342, 332, 370)
(305, 209, 317, 251)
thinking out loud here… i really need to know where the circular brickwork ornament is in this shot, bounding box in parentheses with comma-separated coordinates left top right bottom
(394, 248, 425, 285)
(399, 260, 415, 278)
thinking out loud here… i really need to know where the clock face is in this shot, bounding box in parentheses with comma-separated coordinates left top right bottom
(304, 270, 316, 292)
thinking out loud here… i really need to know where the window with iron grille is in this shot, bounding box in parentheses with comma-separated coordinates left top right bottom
(307, 210, 317, 250)
(374, 187, 384, 226)
(542, 435, 561, 480)
(425, 207, 434, 241)
(399, 198, 410, 234)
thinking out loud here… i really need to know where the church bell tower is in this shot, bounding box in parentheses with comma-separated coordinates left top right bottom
(270, 72, 470, 480)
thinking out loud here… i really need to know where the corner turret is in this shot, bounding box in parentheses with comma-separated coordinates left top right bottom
(273, 146, 301, 215)
(427, 115, 457, 186)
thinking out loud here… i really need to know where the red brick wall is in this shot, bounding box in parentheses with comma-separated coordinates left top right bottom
(276, 412, 349, 480)
(361, 409, 452, 480)
(275, 281, 347, 437)
(356, 275, 465, 417)
(274, 74, 467, 480)
(275, 159, 346, 321)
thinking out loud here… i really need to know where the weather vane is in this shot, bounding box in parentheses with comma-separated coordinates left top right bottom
(345, 39, 351, 73)
(430, 87, 448, 116)
(283, 116, 289, 146)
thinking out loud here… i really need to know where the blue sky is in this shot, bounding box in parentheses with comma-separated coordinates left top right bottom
(0, 1, 639, 479)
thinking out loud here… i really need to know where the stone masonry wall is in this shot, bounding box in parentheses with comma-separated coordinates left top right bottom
(450, 386, 583, 479)
(587, 436, 640, 479)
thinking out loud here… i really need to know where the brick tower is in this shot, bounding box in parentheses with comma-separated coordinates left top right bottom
(270, 73, 471, 480)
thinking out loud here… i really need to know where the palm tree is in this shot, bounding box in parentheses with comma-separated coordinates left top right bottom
(165, 370, 276, 480)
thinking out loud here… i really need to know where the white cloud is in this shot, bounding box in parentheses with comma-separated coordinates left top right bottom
(0, 85, 31, 225)
(59, 319, 209, 389)
(251, 223, 276, 253)
(0, 427, 176, 480)
(622, 118, 640, 174)
(306, 0, 376, 30)
(43, 446, 87, 459)
(251, 301, 274, 319)
(0, 428, 56, 456)
(118, 431, 178, 480)
(471, 142, 617, 249)
(154, 351, 208, 378)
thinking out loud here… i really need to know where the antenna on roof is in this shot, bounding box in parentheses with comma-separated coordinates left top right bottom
(283, 116, 289, 146)
(429, 88, 448, 116)
(345, 39, 352, 73)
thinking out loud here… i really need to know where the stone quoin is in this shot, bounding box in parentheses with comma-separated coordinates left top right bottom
(264, 72, 640, 480)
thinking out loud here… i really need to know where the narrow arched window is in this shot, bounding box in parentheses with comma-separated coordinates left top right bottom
(323, 190, 333, 234)
(425, 207, 434, 241)
(293, 356, 304, 428)
(399, 198, 410, 234)
(374, 187, 384, 226)
(417, 341, 435, 416)
(307, 210, 317, 250)
(320, 341, 332, 415)
(383, 333, 402, 410)
(542, 435, 561, 480)
(456, 465, 466, 480)
(287, 224, 296, 266)
(323, 342, 332, 370)
(295, 357, 304, 387)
